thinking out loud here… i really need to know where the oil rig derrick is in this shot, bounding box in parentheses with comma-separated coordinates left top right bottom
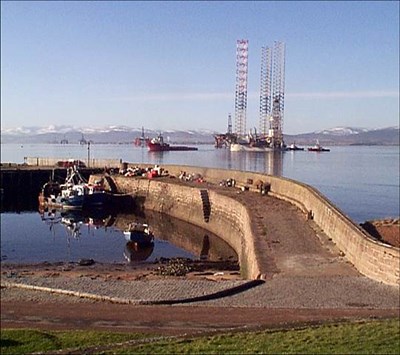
(270, 41, 286, 148)
(215, 39, 286, 150)
(259, 46, 273, 137)
(214, 113, 236, 148)
(234, 39, 249, 138)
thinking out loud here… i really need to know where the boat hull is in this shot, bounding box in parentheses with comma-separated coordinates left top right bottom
(230, 143, 275, 152)
(308, 148, 330, 152)
(39, 191, 131, 211)
(286, 147, 304, 151)
(147, 143, 198, 152)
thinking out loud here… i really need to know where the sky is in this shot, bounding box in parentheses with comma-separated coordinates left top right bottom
(1, 1, 399, 134)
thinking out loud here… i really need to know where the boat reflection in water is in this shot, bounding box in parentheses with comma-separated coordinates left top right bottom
(40, 208, 115, 241)
(38, 208, 238, 265)
(124, 241, 154, 262)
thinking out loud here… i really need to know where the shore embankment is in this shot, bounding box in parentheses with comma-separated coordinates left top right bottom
(90, 163, 399, 286)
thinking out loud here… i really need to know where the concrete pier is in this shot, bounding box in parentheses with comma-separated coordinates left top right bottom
(91, 163, 399, 286)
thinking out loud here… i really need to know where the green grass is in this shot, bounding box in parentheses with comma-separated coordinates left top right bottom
(1, 319, 399, 354)
(0, 329, 148, 354)
(111, 319, 400, 354)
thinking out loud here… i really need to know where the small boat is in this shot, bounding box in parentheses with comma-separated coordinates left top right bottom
(124, 222, 154, 244)
(307, 140, 330, 152)
(147, 134, 198, 152)
(286, 142, 304, 151)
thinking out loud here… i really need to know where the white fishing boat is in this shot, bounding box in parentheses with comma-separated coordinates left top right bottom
(123, 222, 154, 244)
(39, 166, 110, 210)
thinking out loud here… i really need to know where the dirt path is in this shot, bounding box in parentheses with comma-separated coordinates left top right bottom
(1, 295, 398, 335)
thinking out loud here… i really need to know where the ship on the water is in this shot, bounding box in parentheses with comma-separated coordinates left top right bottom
(307, 140, 330, 152)
(147, 134, 198, 152)
(217, 128, 286, 152)
(286, 142, 304, 151)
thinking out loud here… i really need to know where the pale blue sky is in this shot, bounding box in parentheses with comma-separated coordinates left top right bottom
(1, 1, 399, 134)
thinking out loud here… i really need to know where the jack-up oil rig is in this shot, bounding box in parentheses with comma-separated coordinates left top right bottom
(215, 40, 286, 151)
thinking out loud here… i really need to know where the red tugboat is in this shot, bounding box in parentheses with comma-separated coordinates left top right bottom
(147, 134, 198, 152)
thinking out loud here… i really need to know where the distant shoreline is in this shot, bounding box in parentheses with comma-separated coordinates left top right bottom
(1, 141, 399, 146)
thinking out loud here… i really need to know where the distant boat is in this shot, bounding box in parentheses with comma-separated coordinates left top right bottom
(307, 140, 330, 152)
(286, 142, 304, 151)
(147, 134, 198, 152)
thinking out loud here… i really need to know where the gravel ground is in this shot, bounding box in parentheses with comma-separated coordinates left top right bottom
(2, 273, 399, 309)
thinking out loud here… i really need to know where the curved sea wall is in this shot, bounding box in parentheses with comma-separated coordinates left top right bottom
(93, 164, 399, 285)
(105, 176, 262, 279)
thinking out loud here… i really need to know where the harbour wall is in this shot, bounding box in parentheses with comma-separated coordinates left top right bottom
(24, 157, 122, 168)
(95, 164, 399, 285)
(97, 175, 261, 279)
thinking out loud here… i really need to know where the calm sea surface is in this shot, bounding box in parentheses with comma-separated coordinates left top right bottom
(1, 143, 399, 264)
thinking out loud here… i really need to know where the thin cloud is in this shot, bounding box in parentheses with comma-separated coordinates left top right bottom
(109, 92, 232, 102)
(287, 91, 399, 99)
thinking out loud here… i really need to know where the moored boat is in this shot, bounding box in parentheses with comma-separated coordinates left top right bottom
(286, 142, 304, 151)
(124, 222, 154, 244)
(307, 140, 330, 152)
(147, 134, 198, 152)
(39, 167, 110, 210)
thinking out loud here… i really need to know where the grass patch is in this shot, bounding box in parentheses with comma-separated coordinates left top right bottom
(1, 319, 399, 354)
(0, 329, 148, 354)
(110, 319, 400, 354)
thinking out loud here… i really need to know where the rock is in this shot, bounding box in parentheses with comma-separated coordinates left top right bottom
(78, 259, 95, 266)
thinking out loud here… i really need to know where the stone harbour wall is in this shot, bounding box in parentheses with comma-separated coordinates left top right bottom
(92, 164, 399, 285)
(105, 175, 262, 279)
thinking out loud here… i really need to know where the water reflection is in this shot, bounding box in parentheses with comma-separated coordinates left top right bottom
(221, 150, 283, 176)
(124, 241, 154, 262)
(35, 208, 237, 265)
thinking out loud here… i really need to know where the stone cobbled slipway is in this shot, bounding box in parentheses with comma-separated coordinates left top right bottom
(2, 273, 399, 309)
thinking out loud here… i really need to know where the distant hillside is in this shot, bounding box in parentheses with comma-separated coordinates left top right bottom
(0, 126, 216, 145)
(285, 126, 399, 146)
(1, 125, 399, 146)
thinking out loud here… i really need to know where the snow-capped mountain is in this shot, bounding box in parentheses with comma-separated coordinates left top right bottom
(314, 127, 370, 136)
(1, 125, 398, 145)
(284, 126, 399, 145)
(0, 125, 217, 144)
